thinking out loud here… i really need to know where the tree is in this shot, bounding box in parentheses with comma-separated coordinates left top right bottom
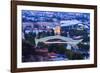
(65, 49, 84, 60)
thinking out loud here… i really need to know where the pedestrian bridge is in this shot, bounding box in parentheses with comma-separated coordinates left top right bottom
(35, 35, 83, 46)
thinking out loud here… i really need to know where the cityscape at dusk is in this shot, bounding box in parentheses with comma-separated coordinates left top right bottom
(22, 10, 90, 62)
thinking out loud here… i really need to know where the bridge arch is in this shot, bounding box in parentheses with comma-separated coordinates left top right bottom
(35, 35, 83, 47)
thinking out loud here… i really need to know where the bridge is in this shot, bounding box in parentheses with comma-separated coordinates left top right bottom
(35, 35, 83, 50)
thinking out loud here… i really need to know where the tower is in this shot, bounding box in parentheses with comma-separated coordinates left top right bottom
(54, 25, 61, 35)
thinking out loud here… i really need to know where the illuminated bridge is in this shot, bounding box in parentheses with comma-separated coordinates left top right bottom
(35, 35, 83, 50)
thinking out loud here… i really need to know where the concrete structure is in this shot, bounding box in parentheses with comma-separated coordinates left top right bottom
(35, 35, 83, 50)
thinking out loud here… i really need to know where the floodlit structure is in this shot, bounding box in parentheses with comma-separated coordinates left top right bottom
(54, 25, 61, 35)
(35, 35, 83, 50)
